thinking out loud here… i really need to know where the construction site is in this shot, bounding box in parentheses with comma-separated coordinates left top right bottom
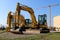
(0, 0, 60, 40)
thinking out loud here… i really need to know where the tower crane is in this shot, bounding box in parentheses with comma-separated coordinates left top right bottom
(36, 4, 59, 27)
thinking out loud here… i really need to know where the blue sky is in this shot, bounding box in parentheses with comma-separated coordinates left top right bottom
(0, 0, 60, 26)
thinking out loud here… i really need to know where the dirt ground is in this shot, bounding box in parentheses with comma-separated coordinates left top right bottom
(0, 29, 40, 39)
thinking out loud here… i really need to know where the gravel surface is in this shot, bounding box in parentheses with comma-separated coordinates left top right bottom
(0, 29, 40, 39)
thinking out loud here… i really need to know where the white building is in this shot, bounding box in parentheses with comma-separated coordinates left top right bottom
(54, 15, 60, 31)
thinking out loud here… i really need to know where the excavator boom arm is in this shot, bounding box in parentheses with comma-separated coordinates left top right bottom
(16, 3, 37, 26)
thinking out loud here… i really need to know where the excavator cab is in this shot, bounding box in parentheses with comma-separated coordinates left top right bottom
(38, 14, 47, 26)
(38, 14, 50, 33)
(25, 19, 32, 29)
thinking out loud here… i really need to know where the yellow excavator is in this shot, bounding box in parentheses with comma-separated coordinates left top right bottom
(6, 11, 25, 33)
(6, 3, 49, 33)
